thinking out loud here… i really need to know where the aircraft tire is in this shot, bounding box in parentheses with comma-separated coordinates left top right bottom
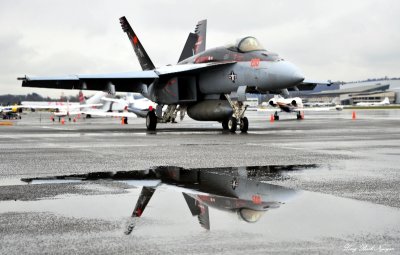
(274, 115, 279, 121)
(222, 119, 229, 130)
(228, 117, 237, 133)
(240, 117, 249, 133)
(146, 111, 157, 131)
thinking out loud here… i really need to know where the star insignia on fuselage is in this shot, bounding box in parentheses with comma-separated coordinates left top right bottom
(228, 71, 237, 83)
(231, 177, 239, 190)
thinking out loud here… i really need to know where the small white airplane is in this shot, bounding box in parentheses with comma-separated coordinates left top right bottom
(21, 91, 103, 121)
(83, 93, 157, 124)
(259, 95, 343, 120)
(356, 97, 390, 106)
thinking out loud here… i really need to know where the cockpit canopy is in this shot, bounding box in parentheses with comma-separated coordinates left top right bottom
(226, 36, 266, 53)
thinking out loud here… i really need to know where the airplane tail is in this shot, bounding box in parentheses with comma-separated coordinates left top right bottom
(119, 16, 155, 71)
(126, 93, 135, 104)
(382, 97, 390, 105)
(178, 33, 198, 63)
(178, 19, 207, 62)
(78, 91, 85, 104)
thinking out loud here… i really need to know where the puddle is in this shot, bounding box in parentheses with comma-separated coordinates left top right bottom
(0, 165, 399, 244)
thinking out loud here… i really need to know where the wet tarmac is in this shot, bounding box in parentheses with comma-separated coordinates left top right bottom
(1, 110, 400, 254)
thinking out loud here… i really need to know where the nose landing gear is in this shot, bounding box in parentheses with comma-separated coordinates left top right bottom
(224, 94, 249, 133)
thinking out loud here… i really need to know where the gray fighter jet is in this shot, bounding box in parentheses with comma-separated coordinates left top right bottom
(19, 17, 330, 132)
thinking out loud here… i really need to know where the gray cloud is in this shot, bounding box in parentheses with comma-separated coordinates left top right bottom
(0, 0, 399, 96)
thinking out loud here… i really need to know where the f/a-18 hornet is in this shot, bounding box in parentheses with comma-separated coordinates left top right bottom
(20, 17, 330, 132)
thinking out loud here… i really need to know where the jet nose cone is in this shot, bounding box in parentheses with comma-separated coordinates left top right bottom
(284, 61, 305, 85)
(269, 61, 305, 88)
(291, 69, 305, 84)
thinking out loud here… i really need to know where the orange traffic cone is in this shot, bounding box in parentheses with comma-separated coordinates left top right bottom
(61, 118, 65, 125)
(121, 117, 125, 125)
(270, 114, 274, 123)
(73, 118, 76, 123)
(301, 112, 305, 119)
(352, 111, 356, 120)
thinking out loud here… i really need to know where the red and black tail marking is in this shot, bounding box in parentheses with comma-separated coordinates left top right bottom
(119, 16, 155, 71)
(193, 19, 207, 54)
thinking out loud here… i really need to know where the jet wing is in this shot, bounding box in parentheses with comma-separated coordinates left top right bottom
(19, 62, 236, 92)
(287, 79, 334, 91)
(19, 71, 158, 93)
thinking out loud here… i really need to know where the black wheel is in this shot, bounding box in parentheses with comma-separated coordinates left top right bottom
(68, 118, 71, 122)
(240, 117, 249, 133)
(222, 119, 229, 130)
(124, 117, 128, 124)
(296, 113, 301, 120)
(228, 117, 237, 133)
(146, 111, 157, 131)
(274, 115, 279, 121)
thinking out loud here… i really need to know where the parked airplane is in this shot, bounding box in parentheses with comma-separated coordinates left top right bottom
(20, 17, 332, 132)
(356, 97, 390, 106)
(0, 104, 21, 119)
(260, 95, 343, 120)
(94, 93, 156, 118)
(21, 91, 104, 121)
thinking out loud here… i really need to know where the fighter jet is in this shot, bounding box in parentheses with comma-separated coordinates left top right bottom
(19, 17, 331, 132)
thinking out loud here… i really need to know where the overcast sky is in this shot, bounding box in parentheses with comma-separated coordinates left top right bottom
(1, 0, 399, 97)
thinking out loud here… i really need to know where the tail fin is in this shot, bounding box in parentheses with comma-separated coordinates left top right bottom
(194, 19, 207, 54)
(78, 91, 85, 104)
(178, 19, 207, 62)
(119, 16, 155, 71)
(382, 97, 390, 104)
(126, 93, 135, 104)
(178, 33, 198, 62)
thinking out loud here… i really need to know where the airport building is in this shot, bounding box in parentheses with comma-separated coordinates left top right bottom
(306, 79, 400, 105)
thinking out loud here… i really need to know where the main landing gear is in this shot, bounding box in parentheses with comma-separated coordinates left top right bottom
(224, 94, 249, 133)
(145, 104, 186, 131)
(296, 111, 304, 120)
(146, 110, 157, 131)
(273, 111, 304, 120)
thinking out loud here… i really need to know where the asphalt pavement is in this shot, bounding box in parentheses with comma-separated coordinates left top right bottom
(0, 109, 399, 254)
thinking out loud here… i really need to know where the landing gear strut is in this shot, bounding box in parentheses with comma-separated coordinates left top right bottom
(145, 104, 186, 131)
(274, 111, 280, 121)
(224, 94, 249, 133)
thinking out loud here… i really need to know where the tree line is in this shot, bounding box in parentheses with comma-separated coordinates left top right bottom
(0, 93, 80, 105)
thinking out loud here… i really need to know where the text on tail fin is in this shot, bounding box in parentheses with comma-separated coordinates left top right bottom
(194, 19, 207, 54)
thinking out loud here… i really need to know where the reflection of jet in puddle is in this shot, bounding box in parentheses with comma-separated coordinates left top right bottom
(22, 165, 316, 233)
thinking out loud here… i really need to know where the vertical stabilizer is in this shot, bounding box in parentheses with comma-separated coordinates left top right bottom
(178, 33, 198, 62)
(119, 16, 155, 71)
